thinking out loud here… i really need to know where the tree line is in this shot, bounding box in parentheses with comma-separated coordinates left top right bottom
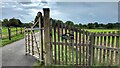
(51, 19, 120, 29)
(1, 18, 33, 27)
(0, 18, 120, 29)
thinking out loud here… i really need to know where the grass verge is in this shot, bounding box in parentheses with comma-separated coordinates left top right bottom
(1, 34, 24, 47)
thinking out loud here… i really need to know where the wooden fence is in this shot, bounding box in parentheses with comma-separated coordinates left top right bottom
(24, 8, 120, 67)
(49, 22, 120, 66)
(2, 27, 24, 40)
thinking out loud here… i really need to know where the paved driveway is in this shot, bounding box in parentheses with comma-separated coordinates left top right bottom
(0, 39, 37, 68)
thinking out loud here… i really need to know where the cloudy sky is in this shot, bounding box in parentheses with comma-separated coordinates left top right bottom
(0, 0, 119, 24)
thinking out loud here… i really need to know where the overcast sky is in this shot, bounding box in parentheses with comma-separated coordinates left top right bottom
(0, 0, 119, 24)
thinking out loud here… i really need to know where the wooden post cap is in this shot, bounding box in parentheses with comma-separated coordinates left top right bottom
(43, 8, 50, 11)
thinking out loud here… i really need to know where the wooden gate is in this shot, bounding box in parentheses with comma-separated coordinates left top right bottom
(49, 22, 92, 66)
(24, 8, 120, 67)
(24, 16, 44, 62)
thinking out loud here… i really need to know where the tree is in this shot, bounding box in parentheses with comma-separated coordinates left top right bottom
(94, 22, 99, 28)
(106, 23, 113, 29)
(79, 23, 82, 28)
(74, 24, 79, 28)
(2, 19, 9, 27)
(82, 24, 87, 28)
(0, 20, 2, 27)
(9, 18, 19, 27)
(87, 23, 95, 29)
(65, 21, 74, 26)
(17, 19, 22, 26)
(56, 20, 63, 24)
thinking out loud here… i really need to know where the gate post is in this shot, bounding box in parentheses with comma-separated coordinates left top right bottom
(43, 8, 51, 65)
(89, 33, 95, 66)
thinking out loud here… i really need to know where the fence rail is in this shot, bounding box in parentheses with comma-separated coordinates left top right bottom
(49, 22, 120, 66)
(24, 8, 120, 67)
(2, 27, 24, 40)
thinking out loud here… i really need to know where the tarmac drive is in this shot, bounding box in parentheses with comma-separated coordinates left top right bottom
(0, 39, 37, 68)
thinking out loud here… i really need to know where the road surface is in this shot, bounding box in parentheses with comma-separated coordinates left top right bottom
(0, 39, 37, 68)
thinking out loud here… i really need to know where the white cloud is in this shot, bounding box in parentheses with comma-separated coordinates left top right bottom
(28, 9, 43, 16)
(88, 12, 96, 18)
(21, 3, 39, 7)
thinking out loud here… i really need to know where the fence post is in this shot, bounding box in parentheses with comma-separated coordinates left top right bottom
(118, 31, 120, 68)
(8, 27, 11, 40)
(21, 27, 22, 34)
(89, 32, 95, 66)
(16, 27, 18, 35)
(43, 8, 51, 65)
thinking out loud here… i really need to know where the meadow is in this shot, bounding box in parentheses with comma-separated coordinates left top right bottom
(86, 29, 119, 33)
(2, 27, 24, 39)
(1, 27, 24, 46)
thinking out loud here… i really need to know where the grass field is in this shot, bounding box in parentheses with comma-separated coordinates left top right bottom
(1, 34, 24, 47)
(1, 27, 24, 47)
(2, 27, 24, 39)
(86, 29, 119, 33)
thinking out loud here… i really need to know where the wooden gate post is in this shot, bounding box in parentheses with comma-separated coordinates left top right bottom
(89, 33, 95, 66)
(43, 8, 51, 65)
(8, 27, 11, 40)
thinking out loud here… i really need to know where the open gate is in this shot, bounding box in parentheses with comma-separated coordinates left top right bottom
(24, 16, 44, 62)
(23, 8, 96, 66)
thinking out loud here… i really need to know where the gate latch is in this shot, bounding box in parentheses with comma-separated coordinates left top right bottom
(61, 33, 74, 40)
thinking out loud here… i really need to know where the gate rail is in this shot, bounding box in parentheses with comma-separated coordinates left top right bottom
(24, 8, 120, 67)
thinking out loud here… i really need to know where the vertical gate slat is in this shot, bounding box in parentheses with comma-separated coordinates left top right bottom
(103, 32, 106, 65)
(65, 24, 68, 65)
(82, 30, 85, 66)
(31, 30, 34, 55)
(57, 23, 60, 64)
(24, 28, 27, 54)
(79, 29, 82, 65)
(85, 31, 88, 65)
(28, 30, 30, 53)
(115, 31, 119, 65)
(61, 23, 64, 64)
(92, 33, 95, 65)
(54, 24, 57, 64)
(107, 32, 110, 65)
(49, 19, 53, 64)
(68, 25, 71, 64)
(75, 27, 78, 65)
(71, 25, 74, 65)
(96, 33, 99, 65)
(88, 32, 91, 66)
(99, 32, 103, 64)
(111, 31, 115, 65)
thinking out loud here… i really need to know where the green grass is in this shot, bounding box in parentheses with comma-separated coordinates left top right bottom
(85, 29, 119, 33)
(1, 34, 24, 47)
(2, 27, 24, 39)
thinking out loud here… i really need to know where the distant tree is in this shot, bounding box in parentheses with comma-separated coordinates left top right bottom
(17, 19, 23, 26)
(2, 19, 9, 27)
(56, 20, 63, 24)
(82, 24, 87, 28)
(106, 23, 113, 29)
(98, 23, 105, 29)
(79, 23, 82, 28)
(74, 24, 79, 28)
(0, 20, 2, 27)
(94, 22, 99, 28)
(9, 18, 19, 27)
(65, 21, 74, 26)
(87, 23, 95, 29)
